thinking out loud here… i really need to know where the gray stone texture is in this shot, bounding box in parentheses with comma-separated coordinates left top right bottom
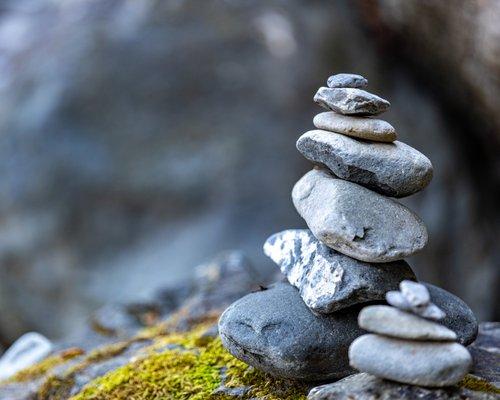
(263, 229, 416, 313)
(292, 169, 428, 263)
(349, 334, 472, 387)
(314, 87, 390, 115)
(358, 305, 457, 341)
(327, 73, 368, 88)
(218, 282, 365, 381)
(296, 130, 433, 197)
(313, 112, 396, 142)
(308, 372, 499, 400)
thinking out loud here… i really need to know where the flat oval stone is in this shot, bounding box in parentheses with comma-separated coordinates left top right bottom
(314, 87, 390, 116)
(218, 282, 365, 381)
(358, 305, 457, 341)
(313, 112, 396, 142)
(296, 130, 433, 197)
(425, 283, 478, 346)
(292, 169, 428, 263)
(349, 334, 472, 387)
(327, 73, 368, 89)
(263, 229, 416, 314)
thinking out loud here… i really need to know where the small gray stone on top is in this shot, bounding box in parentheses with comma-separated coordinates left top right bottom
(327, 73, 367, 89)
(313, 112, 396, 142)
(263, 229, 416, 314)
(314, 87, 390, 116)
(400, 280, 430, 307)
(296, 130, 433, 197)
(358, 305, 457, 341)
(292, 169, 428, 263)
(349, 334, 472, 387)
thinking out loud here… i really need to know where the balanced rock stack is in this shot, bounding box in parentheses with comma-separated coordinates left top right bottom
(349, 280, 473, 387)
(218, 73, 477, 382)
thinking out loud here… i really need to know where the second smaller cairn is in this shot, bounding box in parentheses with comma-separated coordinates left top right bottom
(349, 280, 472, 387)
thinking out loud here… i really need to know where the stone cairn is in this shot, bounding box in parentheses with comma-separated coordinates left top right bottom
(349, 280, 472, 387)
(219, 73, 477, 384)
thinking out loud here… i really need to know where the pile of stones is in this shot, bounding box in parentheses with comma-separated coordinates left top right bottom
(350, 280, 472, 386)
(218, 73, 477, 382)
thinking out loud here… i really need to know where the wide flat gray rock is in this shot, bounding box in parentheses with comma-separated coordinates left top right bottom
(263, 229, 416, 314)
(292, 169, 428, 263)
(314, 87, 390, 115)
(308, 372, 498, 400)
(327, 73, 368, 88)
(358, 305, 457, 341)
(218, 282, 365, 381)
(349, 334, 472, 387)
(313, 112, 396, 142)
(296, 130, 433, 197)
(425, 283, 478, 346)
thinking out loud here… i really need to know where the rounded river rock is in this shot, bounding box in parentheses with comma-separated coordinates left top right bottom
(218, 282, 365, 381)
(349, 334, 472, 387)
(292, 169, 428, 263)
(327, 73, 368, 89)
(313, 112, 396, 142)
(314, 87, 390, 116)
(296, 130, 433, 197)
(263, 229, 416, 314)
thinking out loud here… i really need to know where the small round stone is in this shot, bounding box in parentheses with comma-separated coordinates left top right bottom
(358, 305, 457, 341)
(313, 112, 396, 142)
(327, 73, 368, 89)
(400, 280, 430, 307)
(349, 334, 472, 387)
(218, 282, 365, 381)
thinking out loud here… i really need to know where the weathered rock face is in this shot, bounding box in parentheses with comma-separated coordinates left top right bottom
(314, 87, 390, 115)
(263, 229, 415, 313)
(292, 169, 428, 263)
(308, 373, 499, 400)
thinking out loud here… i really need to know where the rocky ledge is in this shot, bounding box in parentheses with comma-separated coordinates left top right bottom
(0, 252, 498, 400)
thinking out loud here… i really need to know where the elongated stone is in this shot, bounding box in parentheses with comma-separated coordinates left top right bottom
(358, 305, 457, 341)
(263, 229, 416, 313)
(292, 169, 428, 263)
(349, 334, 472, 387)
(327, 73, 368, 88)
(314, 87, 390, 115)
(296, 130, 433, 197)
(313, 112, 396, 142)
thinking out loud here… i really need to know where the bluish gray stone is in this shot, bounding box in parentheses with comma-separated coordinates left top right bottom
(327, 73, 368, 88)
(296, 130, 433, 197)
(349, 334, 472, 387)
(292, 169, 428, 263)
(314, 87, 390, 115)
(218, 282, 365, 381)
(263, 229, 416, 313)
(313, 112, 396, 142)
(358, 305, 457, 341)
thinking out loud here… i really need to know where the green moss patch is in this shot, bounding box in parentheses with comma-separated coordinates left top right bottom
(70, 323, 307, 400)
(460, 374, 500, 394)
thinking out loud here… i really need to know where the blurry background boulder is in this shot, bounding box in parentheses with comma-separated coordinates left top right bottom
(0, 0, 497, 344)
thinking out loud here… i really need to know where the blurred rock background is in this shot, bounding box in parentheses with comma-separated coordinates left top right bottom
(0, 0, 498, 345)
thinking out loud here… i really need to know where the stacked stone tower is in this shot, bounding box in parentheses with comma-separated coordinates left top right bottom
(219, 74, 477, 383)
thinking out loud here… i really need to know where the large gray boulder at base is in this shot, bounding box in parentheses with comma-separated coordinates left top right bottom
(425, 283, 478, 346)
(308, 372, 499, 400)
(218, 282, 364, 381)
(349, 334, 472, 387)
(314, 87, 390, 115)
(263, 229, 416, 313)
(292, 169, 428, 263)
(296, 130, 433, 197)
